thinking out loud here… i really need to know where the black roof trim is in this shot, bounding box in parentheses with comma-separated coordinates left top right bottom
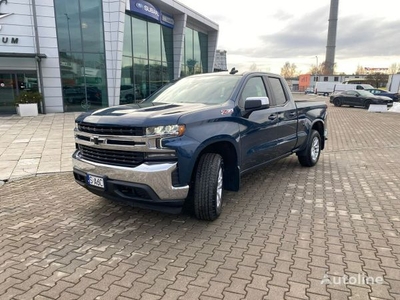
(0, 52, 47, 59)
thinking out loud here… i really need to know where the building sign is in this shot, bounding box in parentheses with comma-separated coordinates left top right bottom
(130, 0, 159, 22)
(160, 12, 174, 29)
(129, 0, 174, 28)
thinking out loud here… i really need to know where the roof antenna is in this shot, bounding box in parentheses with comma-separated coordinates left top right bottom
(229, 67, 238, 75)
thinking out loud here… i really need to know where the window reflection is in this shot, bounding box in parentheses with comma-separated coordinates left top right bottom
(148, 22, 161, 61)
(182, 28, 208, 77)
(55, 0, 82, 53)
(132, 18, 148, 60)
(55, 0, 108, 112)
(80, 1, 104, 53)
(121, 16, 174, 104)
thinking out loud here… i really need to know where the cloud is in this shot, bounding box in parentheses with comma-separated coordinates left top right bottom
(229, 6, 329, 59)
(336, 17, 400, 57)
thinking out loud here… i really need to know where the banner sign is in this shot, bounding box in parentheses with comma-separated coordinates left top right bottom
(160, 12, 174, 28)
(129, 0, 174, 28)
(130, 0, 159, 22)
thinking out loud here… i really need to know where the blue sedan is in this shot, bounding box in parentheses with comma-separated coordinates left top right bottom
(365, 88, 398, 101)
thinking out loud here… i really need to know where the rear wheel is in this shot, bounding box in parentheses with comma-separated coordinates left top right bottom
(333, 98, 342, 107)
(193, 153, 223, 221)
(298, 130, 321, 167)
(364, 100, 371, 109)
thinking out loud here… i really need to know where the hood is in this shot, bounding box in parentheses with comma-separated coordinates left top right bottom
(375, 95, 392, 101)
(76, 102, 215, 126)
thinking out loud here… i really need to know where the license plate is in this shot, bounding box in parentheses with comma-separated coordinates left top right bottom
(87, 174, 105, 189)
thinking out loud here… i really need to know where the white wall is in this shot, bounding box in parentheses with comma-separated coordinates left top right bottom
(103, 0, 126, 106)
(34, 0, 63, 113)
(0, 0, 63, 113)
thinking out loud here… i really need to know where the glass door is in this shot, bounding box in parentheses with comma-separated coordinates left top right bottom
(0, 72, 39, 115)
(0, 73, 17, 114)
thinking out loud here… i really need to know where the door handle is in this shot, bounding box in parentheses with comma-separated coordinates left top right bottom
(289, 112, 296, 117)
(268, 114, 278, 120)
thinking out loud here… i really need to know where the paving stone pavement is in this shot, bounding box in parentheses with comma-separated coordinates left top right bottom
(0, 97, 400, 299)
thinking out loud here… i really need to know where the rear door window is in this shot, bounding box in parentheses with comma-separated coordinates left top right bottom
(268, 77, 288, 106)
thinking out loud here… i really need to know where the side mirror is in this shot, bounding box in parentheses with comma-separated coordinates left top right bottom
(244, 97, 270, 111)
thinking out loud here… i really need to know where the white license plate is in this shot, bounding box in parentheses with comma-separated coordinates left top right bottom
(87, 174, 105, 189)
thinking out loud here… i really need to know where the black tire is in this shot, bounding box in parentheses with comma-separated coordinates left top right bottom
(333, 98, 342, 107)
(298, 130, 321, 167)
(364, 100, 371, 109)
(193, 153, 224, 221)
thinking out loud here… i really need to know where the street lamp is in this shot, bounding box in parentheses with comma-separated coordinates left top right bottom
(315, 56, 319, 74)
(65, 13, 72, 53)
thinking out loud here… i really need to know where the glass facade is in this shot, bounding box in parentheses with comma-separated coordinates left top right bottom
(54, 0, 108, 112)
(181, 28, 208, 77)
(121, 15, 174, 104)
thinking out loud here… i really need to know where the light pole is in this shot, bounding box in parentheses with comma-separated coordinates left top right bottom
(315, 56, 319, 74)
(65, 13, 72, 53)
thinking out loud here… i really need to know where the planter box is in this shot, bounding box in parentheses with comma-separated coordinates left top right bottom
(17, 103, 39, 117)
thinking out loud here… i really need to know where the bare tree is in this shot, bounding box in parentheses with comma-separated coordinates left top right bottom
(249, 63, 261, 72)
(319, 61, 336, 75)
(280, 62, 298, 78)
(388, 63, 400, 74)
(355, 65, 366, 75)
(365, 72, 389, 88)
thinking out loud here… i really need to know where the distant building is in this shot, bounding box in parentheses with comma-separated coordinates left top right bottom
(298, 74, 375, 92)
(214, 50, 227, 71)
(364, 67, 389, 75)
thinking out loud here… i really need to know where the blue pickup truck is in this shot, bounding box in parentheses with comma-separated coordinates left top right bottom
(72, 70, 328, 220)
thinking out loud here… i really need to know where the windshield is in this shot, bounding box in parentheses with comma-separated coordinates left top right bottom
(358, 90, 374, 97)
(145, 75, 241, 105)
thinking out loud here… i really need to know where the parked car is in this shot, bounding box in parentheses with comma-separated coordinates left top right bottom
(330, 90, 393, 108)
(364, 88, 399, 101)
(120, 85, 143, 104)
(304, 87, 314, 94)
(63, 86, 103, 109)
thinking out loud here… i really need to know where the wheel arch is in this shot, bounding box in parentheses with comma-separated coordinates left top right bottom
(192, 139, 240, 192)
(311, 120, 325, 150)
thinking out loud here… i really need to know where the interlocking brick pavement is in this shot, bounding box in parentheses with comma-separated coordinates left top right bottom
(1, 97, 400, 299)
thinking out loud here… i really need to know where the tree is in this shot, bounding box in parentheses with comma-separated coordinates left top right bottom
(249, 63, 262, 72)
(355, 65, 366, 75)
(319, 61, 336, 75)
(309, 65, 319, 75)
(280, 62, 298, 78)
(388, 63, 400, 74)
(365, 72, 389, 88)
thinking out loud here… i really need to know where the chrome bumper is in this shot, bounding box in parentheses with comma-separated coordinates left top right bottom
(72, 151, 189, 200)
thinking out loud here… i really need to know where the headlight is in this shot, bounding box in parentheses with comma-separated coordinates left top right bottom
(146, 125, 185, 137)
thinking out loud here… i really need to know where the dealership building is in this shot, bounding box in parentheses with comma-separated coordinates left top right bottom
(0, 0, 218, 114)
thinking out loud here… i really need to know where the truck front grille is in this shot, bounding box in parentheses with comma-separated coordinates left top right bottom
(78, 123, 145, 136)
(79, 145, 145, 167)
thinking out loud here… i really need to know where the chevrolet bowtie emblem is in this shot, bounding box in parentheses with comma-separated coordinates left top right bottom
(90, 136, 106, 145)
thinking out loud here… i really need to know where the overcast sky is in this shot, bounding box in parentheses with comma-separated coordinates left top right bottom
(178, 0, 400, 75)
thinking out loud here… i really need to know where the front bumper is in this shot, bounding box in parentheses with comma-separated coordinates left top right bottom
(72, 150, 189, 211)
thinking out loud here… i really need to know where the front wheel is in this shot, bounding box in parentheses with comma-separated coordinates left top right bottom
(364, 100, 371, 109)
(333, 98, 342, 107)
(193, 153, 224, 221)
(298, 130, 321, 167)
